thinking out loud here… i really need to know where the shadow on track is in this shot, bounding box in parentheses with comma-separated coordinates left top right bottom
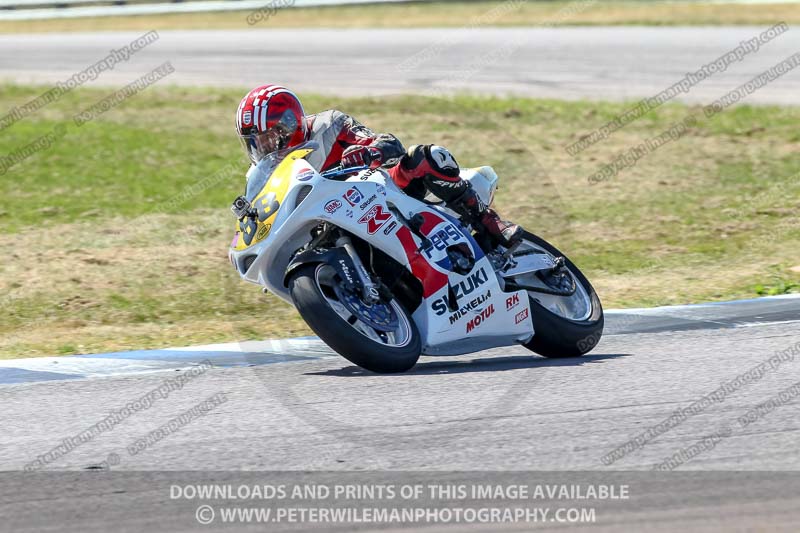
(305, 353, 630, 377)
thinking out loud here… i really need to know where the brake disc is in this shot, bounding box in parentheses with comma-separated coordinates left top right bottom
(332, 283, 400, 332)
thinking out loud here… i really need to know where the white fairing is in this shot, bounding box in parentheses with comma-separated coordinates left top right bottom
(461, 166, 498, 207)
(229, 160, 533, 356)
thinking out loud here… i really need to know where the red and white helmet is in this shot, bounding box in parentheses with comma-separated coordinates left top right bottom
(235, 85, 307, 164)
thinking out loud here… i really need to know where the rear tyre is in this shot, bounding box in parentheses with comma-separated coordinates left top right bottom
(516, 231, 604, 358)
(289, 263, 421, 373)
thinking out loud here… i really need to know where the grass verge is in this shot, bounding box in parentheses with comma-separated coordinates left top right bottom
(1, 83, 798, 358)
(1, 1, 800, 33)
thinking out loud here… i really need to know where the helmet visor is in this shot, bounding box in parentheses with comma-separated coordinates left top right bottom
(239, 129, 287, 165)
(238, 109, 301, 164)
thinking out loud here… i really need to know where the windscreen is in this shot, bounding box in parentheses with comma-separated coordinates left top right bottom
(243, 140, 318, 201)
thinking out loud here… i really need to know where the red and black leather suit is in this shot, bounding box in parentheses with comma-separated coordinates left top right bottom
(304, 110, 520, 246)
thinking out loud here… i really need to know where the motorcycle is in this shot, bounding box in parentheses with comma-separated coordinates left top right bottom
(229, 141, 603, 373)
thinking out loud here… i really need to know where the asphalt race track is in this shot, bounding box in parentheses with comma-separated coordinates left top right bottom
(1, 296, 799, 530)
(2, 27, 800, 103)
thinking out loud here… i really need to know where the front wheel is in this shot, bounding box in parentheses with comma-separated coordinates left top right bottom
(509, 231, 604, 357)
(289, 263, 421, 373)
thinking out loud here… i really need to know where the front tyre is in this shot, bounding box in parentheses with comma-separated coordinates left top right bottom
(289, 263, 421, 373)
(514, 231, 604, 358)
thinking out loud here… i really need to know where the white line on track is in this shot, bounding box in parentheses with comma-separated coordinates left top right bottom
(1, 294, 798, 385)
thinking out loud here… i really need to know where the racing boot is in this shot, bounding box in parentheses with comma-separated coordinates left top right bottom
(449, 186, 523, 249)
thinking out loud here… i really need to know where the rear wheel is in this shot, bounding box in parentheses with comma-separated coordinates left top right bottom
(509, 231, 604, 357)
(289, 263, 421, 373)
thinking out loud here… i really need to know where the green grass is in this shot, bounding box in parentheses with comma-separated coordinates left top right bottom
(1, 1, 800, 33)
(1, 83, 799, 358)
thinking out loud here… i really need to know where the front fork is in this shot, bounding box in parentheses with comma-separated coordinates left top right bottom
(336, 235, 381, 304)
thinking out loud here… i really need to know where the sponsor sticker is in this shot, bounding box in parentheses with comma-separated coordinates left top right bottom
(514, 308, 529, 325)
(338, 259, 355, 285)
(359, 194, 378, 210)
(358, 205, 392, 234)
(359, 170, 374, 181)
(445, 290, 491, 324)
(382, 220, 398, 235)
(297, 169, 315, 182)
(343, 186, 364, 206)
(506, 293, 520, 310)
(255, 223, 271, 241)
(466, 304, 495, 333)
(421, 223, 466, 260)
(431, 267, 490, 315)
(324, 199, 343, 214)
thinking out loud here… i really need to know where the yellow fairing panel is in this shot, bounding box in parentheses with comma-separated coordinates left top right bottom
(232, 147, 314, 251)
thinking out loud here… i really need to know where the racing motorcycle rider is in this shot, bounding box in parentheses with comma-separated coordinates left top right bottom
(235, 84, 522, 247)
